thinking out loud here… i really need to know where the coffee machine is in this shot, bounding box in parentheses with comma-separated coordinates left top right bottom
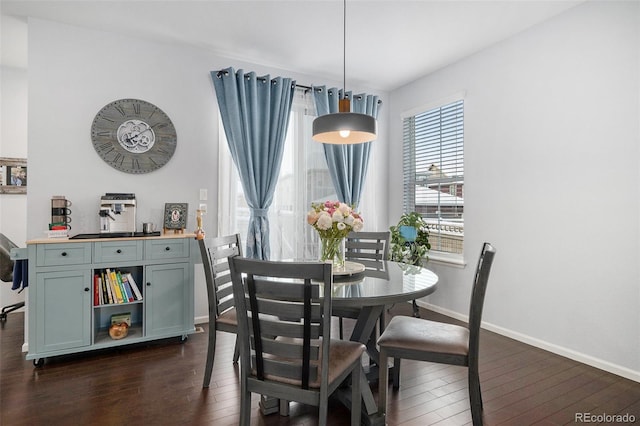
(99, 193, 136, 233)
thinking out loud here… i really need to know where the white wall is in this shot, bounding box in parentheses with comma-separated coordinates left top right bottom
(0, 30, 28, 312)
(388, 1, 640, 380)
(25, 18, 389, 323)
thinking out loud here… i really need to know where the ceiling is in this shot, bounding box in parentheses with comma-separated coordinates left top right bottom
(1, 0, 582, 91)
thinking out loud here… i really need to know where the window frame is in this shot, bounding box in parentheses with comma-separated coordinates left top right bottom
(401, 92, 466, 265)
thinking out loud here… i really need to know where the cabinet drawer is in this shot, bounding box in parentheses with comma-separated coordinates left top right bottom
(145, 238, 190, 260)
(36, 243, 92, 267)
(94, 240, 143, 263)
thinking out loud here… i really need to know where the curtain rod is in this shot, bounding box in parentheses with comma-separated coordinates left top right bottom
(214, 70, 381, 103)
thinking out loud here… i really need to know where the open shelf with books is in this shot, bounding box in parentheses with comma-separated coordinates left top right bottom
(93, 266, 144, 306)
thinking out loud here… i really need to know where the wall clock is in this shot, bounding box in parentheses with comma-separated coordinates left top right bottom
(91, 99, 177, 174)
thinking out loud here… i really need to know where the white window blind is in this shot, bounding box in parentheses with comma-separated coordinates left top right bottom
(402, 99, 464, 254)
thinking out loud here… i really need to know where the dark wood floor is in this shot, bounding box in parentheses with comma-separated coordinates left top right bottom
(1, 306, 639, 425)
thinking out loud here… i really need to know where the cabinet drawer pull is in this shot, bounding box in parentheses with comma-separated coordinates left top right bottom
(146, 282, 151, 286)
(84, 287, 90, 292)
(61, 252, 67, 257)
(116, 249, 122, 254)
(165, 247, 171, 251)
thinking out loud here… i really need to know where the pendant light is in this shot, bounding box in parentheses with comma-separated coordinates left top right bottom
(312, 0, 377, 144)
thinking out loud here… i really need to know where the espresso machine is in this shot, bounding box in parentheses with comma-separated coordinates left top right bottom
(99, 193, 136, 233)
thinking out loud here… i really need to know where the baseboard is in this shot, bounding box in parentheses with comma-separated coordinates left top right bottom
(417, 300, 640, 383)
(194, 315, 209, 325)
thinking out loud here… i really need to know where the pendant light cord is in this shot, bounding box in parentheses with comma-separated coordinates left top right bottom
(343, 0, 346, 95)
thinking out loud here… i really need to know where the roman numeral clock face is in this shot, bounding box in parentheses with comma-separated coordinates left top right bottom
(91, 99, 177, 174)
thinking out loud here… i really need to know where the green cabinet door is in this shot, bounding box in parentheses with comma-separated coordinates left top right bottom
(35, 270, 92, 353)
(145, 263, 190, 337)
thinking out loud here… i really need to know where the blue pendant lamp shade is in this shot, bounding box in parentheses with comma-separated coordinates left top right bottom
(312, 0, 377, 145)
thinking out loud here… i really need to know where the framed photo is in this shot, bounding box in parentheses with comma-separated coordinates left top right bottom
(163, 203, 188, 231)
(0, 157, 27, 194)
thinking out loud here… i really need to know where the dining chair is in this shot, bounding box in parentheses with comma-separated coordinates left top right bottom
(198, 233, 242, 388)
(345, 230, 390, 267)
(229, 256, 366, 426)
(377, 242, 496, 426)
(339, 231, 390, 339)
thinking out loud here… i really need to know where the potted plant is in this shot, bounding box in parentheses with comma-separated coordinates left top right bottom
(389, 212, 431, 266)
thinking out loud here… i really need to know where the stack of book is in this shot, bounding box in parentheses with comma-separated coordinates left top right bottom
(94, 269, 143, 306)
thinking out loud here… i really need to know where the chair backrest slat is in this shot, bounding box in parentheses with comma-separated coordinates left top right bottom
(253, 298, 322, 320)
(255, 336, 321, 360)
(251, 314, 322, 339)
(257, 356, 319, 384)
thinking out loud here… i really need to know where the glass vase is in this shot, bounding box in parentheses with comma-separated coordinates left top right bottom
(319, 236, 345, 268)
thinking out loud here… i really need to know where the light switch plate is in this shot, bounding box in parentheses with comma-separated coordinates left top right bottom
(199, 189, 207, 201)
(199, 203, 207, 214)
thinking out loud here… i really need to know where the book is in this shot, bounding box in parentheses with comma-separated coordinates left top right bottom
(93, 274, 100, 306)
(100, 275, 108, 305)
(107, 269, 124, 303)
(118, 271, 134, 302)
(103, 271, 114, 304)
(126, 273, 143, 301)
(121, 273, 137, 301)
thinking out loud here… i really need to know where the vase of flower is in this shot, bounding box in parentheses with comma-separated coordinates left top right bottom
(307, 201, 364, 270)
(319, 236, 346, 268)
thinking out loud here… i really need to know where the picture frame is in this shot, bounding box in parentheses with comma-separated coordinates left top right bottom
(0, 157, 27, 194)
(163, 202, 188, 232)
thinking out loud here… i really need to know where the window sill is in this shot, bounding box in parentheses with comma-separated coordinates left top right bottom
(427, 251, 467, 268)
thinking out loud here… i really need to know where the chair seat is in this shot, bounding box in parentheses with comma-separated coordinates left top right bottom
(216, 307, 237, 326)
(377, 315, 469, 357)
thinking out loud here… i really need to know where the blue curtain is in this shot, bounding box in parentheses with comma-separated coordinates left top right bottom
(312, 86, 380, 208)
(212, 67, 295, 260)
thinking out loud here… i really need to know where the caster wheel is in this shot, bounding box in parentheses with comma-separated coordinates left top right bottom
(33, 358, 44, 367)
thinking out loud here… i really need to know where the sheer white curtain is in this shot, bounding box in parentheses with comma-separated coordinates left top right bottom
(218, 88, 336, 260)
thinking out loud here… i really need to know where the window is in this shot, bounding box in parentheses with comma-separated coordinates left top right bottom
(402, 98, 464, 255)
(218, 89, 336, 260)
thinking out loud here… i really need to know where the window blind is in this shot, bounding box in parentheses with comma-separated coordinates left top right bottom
(402, 99, 464, 254)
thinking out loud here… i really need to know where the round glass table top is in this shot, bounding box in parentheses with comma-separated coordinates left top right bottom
(327, 260, 438, 307)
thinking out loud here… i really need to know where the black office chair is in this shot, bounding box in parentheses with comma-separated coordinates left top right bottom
(0, 233, 25, 321)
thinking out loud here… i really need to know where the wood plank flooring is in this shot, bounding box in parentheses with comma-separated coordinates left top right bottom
(1, 306, 638, 425)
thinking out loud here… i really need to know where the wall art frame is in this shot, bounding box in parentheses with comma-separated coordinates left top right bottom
(0, 157, 27, 194)
(163, 202, 188, 233)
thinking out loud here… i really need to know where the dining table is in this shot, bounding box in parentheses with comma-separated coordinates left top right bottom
(327, 259, 439, 426)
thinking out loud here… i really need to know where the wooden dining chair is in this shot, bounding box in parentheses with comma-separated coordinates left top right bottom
(345, 231, 390, 267)
(229, 257, 366, 426)
(339, 231, 390, 339)
(377, 242, 496, 426)
(198, 233, 242, 388)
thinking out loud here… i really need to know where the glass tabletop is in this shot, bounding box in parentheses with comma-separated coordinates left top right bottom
(327, 260, 438, 308)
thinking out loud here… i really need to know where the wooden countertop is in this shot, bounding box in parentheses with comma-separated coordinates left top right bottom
(27, 232, 196, 245)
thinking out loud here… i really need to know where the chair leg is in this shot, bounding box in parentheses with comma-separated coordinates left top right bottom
(339, 316, 344, 340)
(378, 349, 389, 418)
(319, 391, 328, 426)
(239, 379, 251, 426)
(412, 300, 420, 317)
(233, 337, 240, 363)
(351, 363, 362, 426)
(392, 357, 401, 389)
(202, 325, 217, 388)
(468, 366, 483, 426)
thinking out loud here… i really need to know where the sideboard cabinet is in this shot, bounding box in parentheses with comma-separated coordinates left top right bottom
(26, 234, 196, 365)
